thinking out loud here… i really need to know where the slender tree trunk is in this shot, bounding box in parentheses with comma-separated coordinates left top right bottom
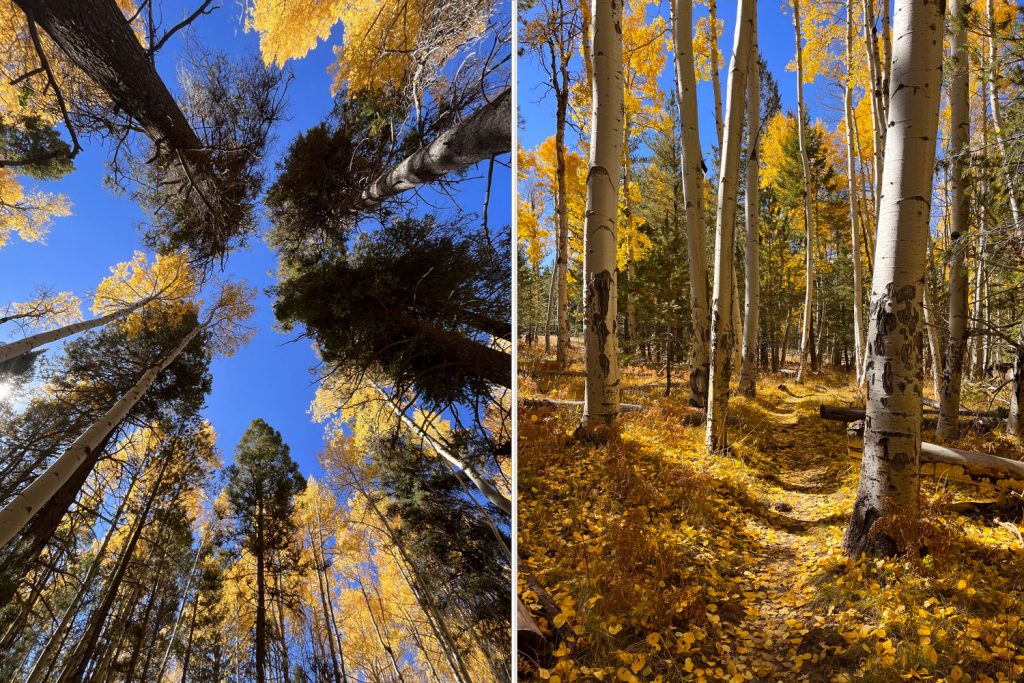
(672, 0, 711, 409)
(846, 2, 866, 385)
(255, 491, 267, 683)
(937, 0, 970, 440)
(156, 536, 206, 680)
(709, 0, 724, 149)
(842, 0, 943, 558)
(0, 297, 150, 366)
(793, 0, 816, 384)
(554, 60, 572, 369)
(1007, 325, 1024, 437)
(581, 0, 624, 428)
(57, 453, 173, 683)
(0, 326, 199, 549)
(359, 88, 511, 207)
(24, 467, 142, 683)
(922, 276, 943, 396)
(984, 0, 1022, 232)
(544, 261, 555, 354)
(863, 0, 887, 215)
(738, 20, 760, 398)
(358, 579, 406, 683)
(705, 0, 755, 451)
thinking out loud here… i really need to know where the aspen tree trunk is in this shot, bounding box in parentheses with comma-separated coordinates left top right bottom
(555, 77, 572, 369)
(1007, 326, 1024, 437)
(544, 263, 555, 354)
(0, 326, 199, 549)
(57, 454, 173, 683)
(377, 385, 511, 513)
(255, 490, 268, 683)
(846, 1, 867, 385)
(672, 0, 711, 409)
(25, 468, 142, 683)
(358, 579, 406, 683)
(623, 135, 637, 353)
(985, 0, 1022, 232)
(156, 537, 206, 680)
(971, 233, 986, 378)
(359, 88, 511, 208)
(313, 541, 343, 683)
(581, 0, 624, 428)
(842, 0, 943, 558)
(0, 297, 150, 365)
(738, 15, 760, 398)
(922, 277, 943, 396)
(709, 0, 725, 148)
(793, 0, 816, 384)
(705, 0, 755, 451)
(937, 0, 970, 441)
(863, 0, 887, 213)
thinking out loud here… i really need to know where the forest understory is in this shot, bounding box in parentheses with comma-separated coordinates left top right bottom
(518, 344, 1024, 683)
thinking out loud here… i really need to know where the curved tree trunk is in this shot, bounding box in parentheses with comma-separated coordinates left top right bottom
(793, 0, 816, 385)
(0, 326, 199, 549)
(937, 0, 970, 441)
(842, 0, 943, 558)
(581, 0, 624, 428)
(705, 0, 755, 451)
(359, 88, 511, 207)
(672, 0, 711, 410)
(0, 297, 149, 365)
(738, 14, 760, 398)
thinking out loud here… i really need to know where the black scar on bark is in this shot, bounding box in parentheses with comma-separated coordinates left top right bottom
(589, 270, 613, 377)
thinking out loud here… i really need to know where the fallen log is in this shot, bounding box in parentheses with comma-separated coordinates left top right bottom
(922, 398, 1007, 418)
(845, 423, 1024, 492)
(521, 397, 647, 412)
(820, 404, 1002, 432)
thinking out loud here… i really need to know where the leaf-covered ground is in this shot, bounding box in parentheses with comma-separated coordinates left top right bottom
(518, 347, 1024, 682)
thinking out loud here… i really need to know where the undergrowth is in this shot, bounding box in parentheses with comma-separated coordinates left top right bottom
(518, 345, 1024, 682)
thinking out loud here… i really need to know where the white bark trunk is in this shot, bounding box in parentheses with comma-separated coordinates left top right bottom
(985, 0, 1022, 232)
(709, 0, 724, 149)
(842, 0, 943, 557)
(581, 0, 624, 427)
(793, 0, 816, 384)
(0, 297, 149, 366)
(705, 0, 755, 451)
(863, 0, 887, 216)
(672, 0, 711, 409)
(846, 1, 866, 385)
(0, 326, 199, 549)
(738, 13, 760, 398)
(922, 276, 942, 396)
(937, 0, 970, 441)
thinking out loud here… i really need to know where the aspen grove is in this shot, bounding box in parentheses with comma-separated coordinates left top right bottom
(518, 0, 1024, 678)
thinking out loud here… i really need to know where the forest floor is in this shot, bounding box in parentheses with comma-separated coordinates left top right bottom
(518, 344, 1024, 683)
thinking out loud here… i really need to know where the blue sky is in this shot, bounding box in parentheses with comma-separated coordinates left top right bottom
(0, 2, 509, 477)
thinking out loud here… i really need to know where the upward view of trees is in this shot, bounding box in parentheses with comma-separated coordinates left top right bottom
(1, 0, 511, 680)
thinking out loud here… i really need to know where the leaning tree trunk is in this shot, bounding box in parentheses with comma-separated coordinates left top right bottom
(841, 0, 943, 558)
(845, 1, 866, 385)
(793, 0, 816, 385)
(0, 296, 150, 365)
(705, 0, 755, 452)
(738, 15, 760, 398)
(672, 0, 711, 410)
(0, 325, 199, 549)
(708, 0, 725, 148)
(580, 0, 624, 428)
(984, 0, 1022, 233)
(359, 87, 511, 207)
(937, 0, 970, 441)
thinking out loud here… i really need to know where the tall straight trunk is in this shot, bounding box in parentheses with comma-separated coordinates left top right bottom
(846, 1, 867, 384)
(863, 0, 887, 214)
(544, 262, 556, 354)
(972, 232, 987, 378)
(842, 0, 943, 558)
(738, 19, 760, 398)
(24, 467, 142, 683)
(672, 0, 711, 409)
(358, 88, 511, 207)
(0, 297, 150, 365)
(922, 276, 942, 396)
(708, 0, 724, 149)
(0, 326, 199, 549)
(57, 453, 173, 683)
(551, 36, 572, 370)
(156, 537, 206, 680)
(985, 0, 1022, 231)
(581, 0, 624, 428)
(378, 386, 511, 513)
(1007, 325, 1024, 437)
(255, 491, 267, 683)
(705, 0, 755, 451)
(273, 572, 291, 682)
(937, 0, 970, 440)
(358, 579, 406, 683)
(623, 128, 637, 353)
(312, 537, 343, 683)
(793, 0, 816, 384)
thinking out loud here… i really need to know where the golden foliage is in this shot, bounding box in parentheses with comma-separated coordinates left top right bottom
(519, 347, 1024, 682)
(0, 168, 71, 248)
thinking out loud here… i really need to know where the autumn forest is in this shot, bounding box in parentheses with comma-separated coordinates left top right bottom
(518, 0, 1024, 679)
